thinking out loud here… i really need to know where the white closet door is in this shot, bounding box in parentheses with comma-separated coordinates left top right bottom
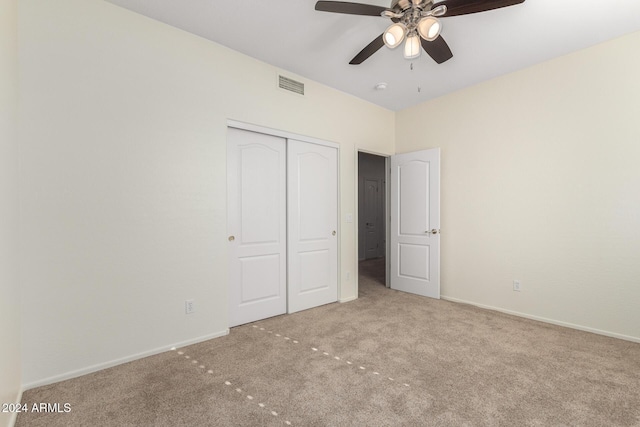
(227, 128, 287, 327)
(287, 140, 338, 313)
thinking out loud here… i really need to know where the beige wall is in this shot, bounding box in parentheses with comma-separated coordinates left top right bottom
(0, 0, 21, 425)
(396, 31, 640, 341)
(18, 0, 640, 392)
(19, 0, 394, 386)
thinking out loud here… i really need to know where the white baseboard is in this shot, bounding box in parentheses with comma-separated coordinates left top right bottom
(441, 295, 640, 344)
(7, 388, 23, 427)
(339, 295, 357, 303)
(23, 329, 229, 391)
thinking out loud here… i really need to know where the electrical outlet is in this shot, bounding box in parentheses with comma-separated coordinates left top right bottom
(513, 280, 521, 292)
(185, 299, 195, 314)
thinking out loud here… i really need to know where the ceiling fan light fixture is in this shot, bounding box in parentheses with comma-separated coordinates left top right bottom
(383, 23, 406, 49)
(429, 4, 447, 17)
(403, 32, 421, 59)
(417, 16, 441, 41)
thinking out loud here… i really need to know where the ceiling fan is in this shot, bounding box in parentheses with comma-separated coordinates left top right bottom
(315, 0, 525, 65)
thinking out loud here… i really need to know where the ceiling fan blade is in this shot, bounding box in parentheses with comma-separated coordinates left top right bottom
(435, 0, 525, 17)
(421, 36, 453, 64)
(349, 34, 385, 64)
(315, 1, 388, 16)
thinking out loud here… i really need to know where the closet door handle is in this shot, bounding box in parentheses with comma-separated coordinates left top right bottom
(332, 230, 336, 236)
(228, 235, 235, 241)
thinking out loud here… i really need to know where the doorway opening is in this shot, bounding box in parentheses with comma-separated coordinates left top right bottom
(358, 148, 441, 299)
(357, 151, 388, 296)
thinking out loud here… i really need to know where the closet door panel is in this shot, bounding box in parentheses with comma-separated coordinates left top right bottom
(227, 128, 287, 327)
(288, 140, 338, 313)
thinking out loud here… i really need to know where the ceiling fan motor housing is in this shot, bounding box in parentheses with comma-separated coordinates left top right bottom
(392, 0, 432, 12)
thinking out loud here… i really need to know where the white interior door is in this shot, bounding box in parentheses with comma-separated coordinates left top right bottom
(227, 128, 287, 327)
(364, 178, 381, 259)
(288, 139, 338, 313)
(390, 148, 440, 298)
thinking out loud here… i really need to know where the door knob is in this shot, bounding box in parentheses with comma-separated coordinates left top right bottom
(228, 235, 235, 241)
(427, 229, 439, 234)
(332, 230, 336, 236)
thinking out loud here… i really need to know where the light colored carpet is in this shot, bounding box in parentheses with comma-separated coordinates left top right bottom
(17, 258, 640, 426)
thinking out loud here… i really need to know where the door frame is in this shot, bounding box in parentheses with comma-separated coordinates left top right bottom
(228, 120, 340, 150)
(227, 119, 341, 319)
(355, 148, 393, 295)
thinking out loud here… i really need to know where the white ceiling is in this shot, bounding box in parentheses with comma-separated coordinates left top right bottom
(105, 0, 640, 111)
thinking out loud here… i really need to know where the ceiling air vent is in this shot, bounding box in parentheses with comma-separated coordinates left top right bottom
(278, 75, 305, 96)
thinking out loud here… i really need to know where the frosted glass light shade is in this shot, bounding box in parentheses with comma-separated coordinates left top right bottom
(417, 17, 441, 41)
(383, 23, 406, 49)
(403, 33, 421, 59)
